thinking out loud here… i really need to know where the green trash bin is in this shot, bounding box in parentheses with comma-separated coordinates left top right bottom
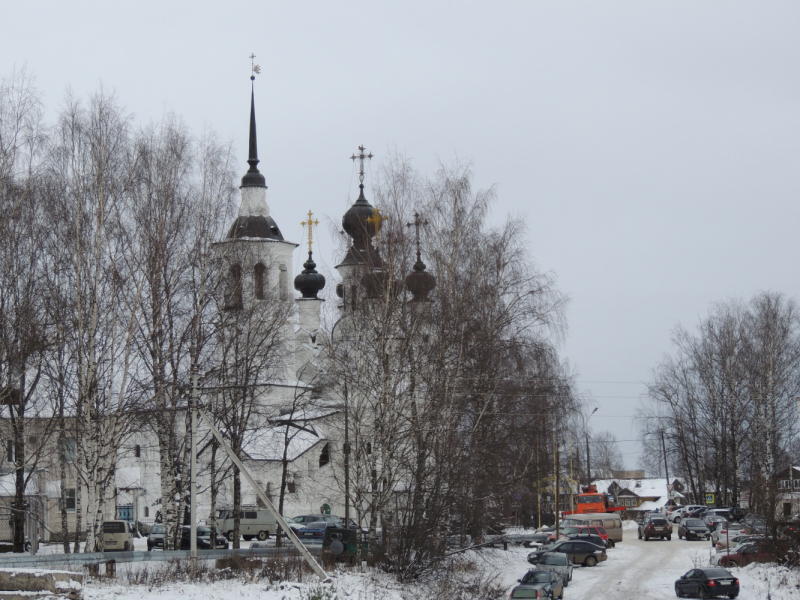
(322, 527, 368, 559)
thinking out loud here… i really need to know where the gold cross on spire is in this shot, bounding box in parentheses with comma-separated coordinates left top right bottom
(366, 206, 388, 247)
(250, 53, 261, 78)
(350, 145, 373, 186)
(301, 210, 319, 253)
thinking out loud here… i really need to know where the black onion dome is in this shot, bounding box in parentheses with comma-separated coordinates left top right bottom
(406, 257, 436, 302)
(342, 185, 379, 240)
(294, 251, 326, 299)
(339, 184, 383, 268)
(227, 215, 284, 240)
(361, 269, 401, 299)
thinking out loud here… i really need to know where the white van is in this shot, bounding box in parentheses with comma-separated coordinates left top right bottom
(561, 513, 623, 546)
(103, 520, 134, 552)
(217, 508, 279, 541)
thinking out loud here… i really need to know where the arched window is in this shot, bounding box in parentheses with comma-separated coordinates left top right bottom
(225, 264, 243, 310)
(319, 443, 330, 468)
(254, 263, 266, 300)
(134, 445, 141, 458)
(279, 264, 288, 300)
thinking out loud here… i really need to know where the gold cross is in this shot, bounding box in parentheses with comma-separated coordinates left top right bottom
(350, 145, 373, 186)
(250, 53, 261, 76)
(301, 210, 319, 252)
(366, 206, 387, 246)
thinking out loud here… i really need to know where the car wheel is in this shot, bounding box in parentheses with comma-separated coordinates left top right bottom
(608, 539, 615, 548)
(563, 579, 568, 588)
(725, 560, 738, 568)
(728, 594, 737, 599)
(675, 584, 684, 598)
(226, 531, 236, 542)
(585, 555, 597, 567)
(698, 587, 709, 599)
(257, 530, 268, 541)
(559, 589, 564, 600)
(645, 533, 650, 541)
(667, 535, 672, 541)
(678, 532, 682, 539)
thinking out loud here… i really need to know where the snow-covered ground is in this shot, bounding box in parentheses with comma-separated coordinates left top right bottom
(28, 529, 800, 599)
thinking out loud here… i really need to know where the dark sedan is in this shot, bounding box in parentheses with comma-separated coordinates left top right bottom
(528, 539, 607, 567)
(675, 567, 738, 598)
(679, 518, 710, 541)
(512, 569, 564, 600)
(147, 524, 164, 550)
(179, 526, 229, 550)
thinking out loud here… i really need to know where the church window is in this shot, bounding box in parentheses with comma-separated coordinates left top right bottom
(365, 442, 372, 455)
(144, 506, 149, 518)
(254, 263, 266, 300)
(134, 445, 141, 458)
(287, 481, 296, 494)
(6, 440, 12, 463)
(225, 264, 243, 310)
(319, 443, 330, 468)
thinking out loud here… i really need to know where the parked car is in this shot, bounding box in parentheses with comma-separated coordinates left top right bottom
(559, 513, 623, 547)
(742, 514, 766, 535)
(728, 508, 749, 522)
(147, 524, 164, 550)
(287, 514, 342, 533)
(685, 507, 709, 519)
(671, 505, 705, 524)
(102, 520, 134, 552)
(528, 540, 607, 567)
(717, 541, 788, 568)
(703, 515, 727, 532)
(563, 532, 606, 549)
(217, 508, 279, 541)
(179, 526, 229, 550)
(638, 516, 672, 541)
(513, 569, 564, 600)
(710, 523, 747, 549)
(674, 567, 739, 599)
(706, 508, 734, 521)
(558, 524, 608, 544)
(296, 520, 340, 543)
(535, 552, 573, 586)
(678, 518, 710, 541)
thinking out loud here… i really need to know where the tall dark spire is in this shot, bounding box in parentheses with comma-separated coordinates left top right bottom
(241, 77, 266, 188)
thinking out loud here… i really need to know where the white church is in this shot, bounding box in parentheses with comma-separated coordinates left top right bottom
(111, 79, 435, 536)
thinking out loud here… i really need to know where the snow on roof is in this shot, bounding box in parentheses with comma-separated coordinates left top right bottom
(633, 497, 669, 511)
(270, 405, 341, 423)
(116, 467, 142, 489)
(241, 424, 326, 462)
(593, 478, 672, 499)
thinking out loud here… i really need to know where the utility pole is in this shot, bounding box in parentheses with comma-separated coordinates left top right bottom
(190, 365, 198, 561)
(343, 381, 350, 528)
(661, 430, 670, 501)
(569, 434, 574, 514)
(554, 429, 560, 538)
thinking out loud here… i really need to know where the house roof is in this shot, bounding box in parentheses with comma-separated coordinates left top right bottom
(241, 423, 326, 462)
(594, 478, 673, 499)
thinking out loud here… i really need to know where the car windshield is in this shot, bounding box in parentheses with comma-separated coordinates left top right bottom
(150, 525, 163, 534)
(539, 554, 567, 565)
(651, 518, 667, 525)
(197, 527, 211, 536)
(561, 527, 581, 535)
(522, 571, 551, 583)
(685, 519, 705, 526)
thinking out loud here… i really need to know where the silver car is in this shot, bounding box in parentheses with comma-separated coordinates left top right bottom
(535, 551, 573, 587)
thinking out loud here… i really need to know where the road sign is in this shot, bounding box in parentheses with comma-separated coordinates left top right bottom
(512, 492, 523, 502)
(705, 493, 714, 505)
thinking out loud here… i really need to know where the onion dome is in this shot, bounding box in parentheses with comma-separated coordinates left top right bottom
(227, 215, 284, 240)
(405, 256, 436, 302)
(338, 184, 383, 268)
(294, 251, 326, 299)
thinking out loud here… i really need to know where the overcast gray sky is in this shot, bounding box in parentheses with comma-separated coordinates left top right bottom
(4, 1, 800, 469)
